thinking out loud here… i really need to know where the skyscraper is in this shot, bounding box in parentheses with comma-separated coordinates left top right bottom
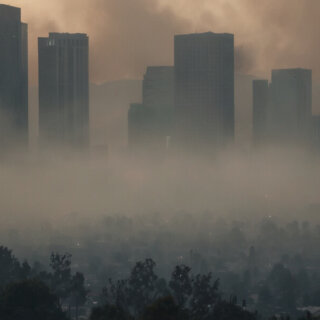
(174, 32, 234, 152)
(269, 68, 312, 142)
(0, 5, 28, 149)
(142, 66, 174, 150)
(252, 69, 312, 146)
(38, 33, 89, 149)
(252, 80, 269, 145)
(127, 66, 174, 156)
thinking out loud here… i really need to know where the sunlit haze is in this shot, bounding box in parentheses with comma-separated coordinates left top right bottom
(4, 0, 320, 84)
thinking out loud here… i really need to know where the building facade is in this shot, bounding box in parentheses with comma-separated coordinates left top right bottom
(252, 69, 312, 147)
(142, 66, 174, 150)
(269, 68, 312, 143)
(38, 33, 89, 149)
(174, 32, 234, 153)
(0, 5, 28, 149)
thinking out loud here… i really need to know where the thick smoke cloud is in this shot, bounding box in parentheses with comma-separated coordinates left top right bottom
(7, 0, 320, 84)
(9, 0, 189, 84)
(162, 0, 320, 78)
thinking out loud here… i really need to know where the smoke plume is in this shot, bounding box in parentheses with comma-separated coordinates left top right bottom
(6, 0, 320, 84)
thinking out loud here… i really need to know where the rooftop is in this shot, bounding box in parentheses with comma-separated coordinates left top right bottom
(272, 68, 312, 73)
(48, 33, 88, 39)
(175, 31, 233, 38)
(0, 4, 20, 9)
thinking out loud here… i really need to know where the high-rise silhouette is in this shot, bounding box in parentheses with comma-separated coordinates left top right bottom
(143, 66, 174, 151)
(252, 69, 312, 146)
(174, 32, 234, 153)
(38, 33, 89, 149)
(0, 5, 28, 150)
(128, 66, 174, 155)
(269, 68, 312, 142)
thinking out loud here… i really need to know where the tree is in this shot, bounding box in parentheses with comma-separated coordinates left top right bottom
(49, 252, 88, 319)
(128, 259, 158, 311)
(140, 296, 187, 320)
(0, 279, 68, 320)
(169, 265, 192, 307)
(102, 278, 130, 312)
(69, 272, 88, 320)
(190, 273, 220, 319)
(210, 300, 257, 320)
(90, 304, 132, 320)
(0, 246, 22, 288)
(101, 259, 169, 317)
(49, 252, 72, 306)
(19, 261, 32, 281)
(101, 261, 223, 319)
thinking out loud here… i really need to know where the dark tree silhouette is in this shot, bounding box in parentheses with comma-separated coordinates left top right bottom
(90, 304, 132, 320)
(0, 279, 68, 320)
(0, 246, 22, 288)
(103, 259, 159, 316)
(140, 296, 187, 320)
(211, 300, 257, 320)
(49, 252, 87, 319)
(128, 258, 158, 314)
(69, 272, 88, 320)
(102, 278, 130, 312)
(169, 265, 192, 307)
(190, 273, 219, 319)
(49, 252, 72, 304)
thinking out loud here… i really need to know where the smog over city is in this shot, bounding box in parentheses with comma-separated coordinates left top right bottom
(0, 1, 319, 320)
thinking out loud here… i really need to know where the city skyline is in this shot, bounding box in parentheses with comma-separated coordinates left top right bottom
(0, 3, 320, 153)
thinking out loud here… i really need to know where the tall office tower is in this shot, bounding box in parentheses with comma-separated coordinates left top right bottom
(0, 5, 28, 149)
(269, 68, 312, 143)
(174, 32, 234, 153)
(142, 66, 174, 150)
(252, 80, 269, 145)
(38, 33, 89, 149)
(128, 103, 153, 152)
